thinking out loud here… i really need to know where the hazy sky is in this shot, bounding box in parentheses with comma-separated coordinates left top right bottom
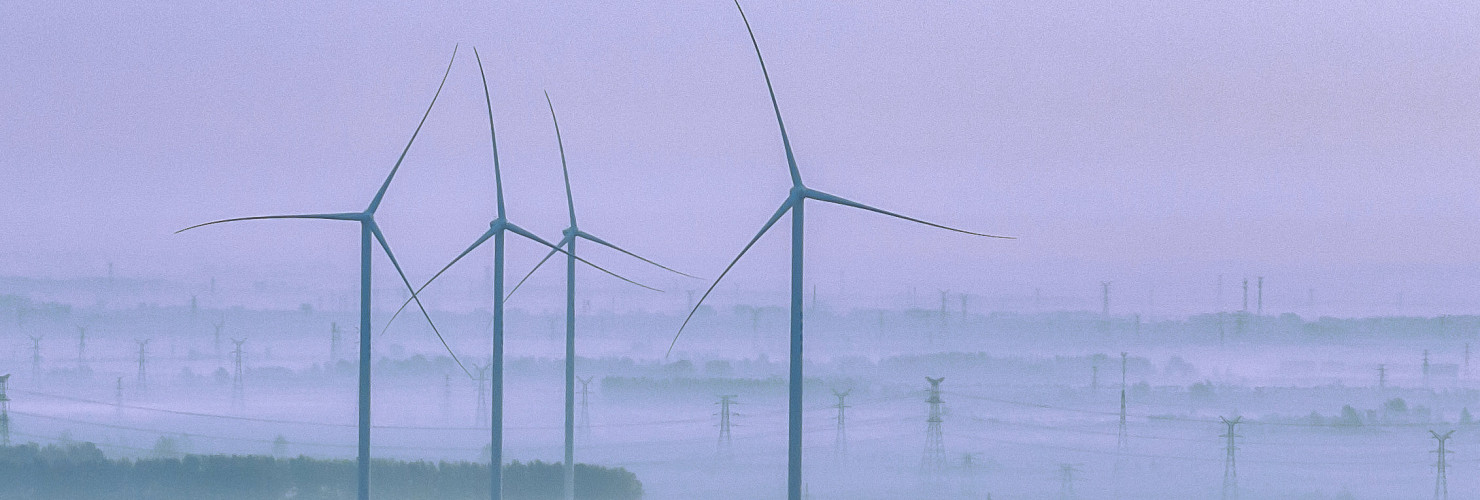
(4, 1, 1480, 315)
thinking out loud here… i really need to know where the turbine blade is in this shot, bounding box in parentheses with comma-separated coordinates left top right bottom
(506, 224, 661, 292)
(734, 1, 803, 187)
(367, 45, 459, 213)
(545, 92, 577, 227)
(805, 190, 1014, 239)
(380, 228, 498, 340)
(175, 213, 362, 234)
(578, 231, 701, 279)
(371, 224, 472, 378)
(503, 237, 567, 302)
(473, 47, 506, 219)
(665, 198, 792, 357)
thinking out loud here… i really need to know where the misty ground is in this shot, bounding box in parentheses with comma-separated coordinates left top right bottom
(1, 278, 1473, 499)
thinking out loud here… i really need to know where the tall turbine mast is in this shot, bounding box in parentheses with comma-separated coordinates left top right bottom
(380, 49, 659, 500)
(504, 93, 697, 500)
(178, 47, 463, 500)
(665, 5, 1012, 498)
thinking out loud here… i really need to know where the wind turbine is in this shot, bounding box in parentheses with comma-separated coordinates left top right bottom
(666, 4, 1012, 499)
(383, 48, 658, 500)
(176, 47, 464, 500)
(502, 92, 697, 500)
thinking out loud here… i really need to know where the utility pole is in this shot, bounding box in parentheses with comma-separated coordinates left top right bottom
(832, 389, 850, 462)
(923, 377, 946, 472)
(29, 336, 42, 382)
(135, 339, 150, 393)
(1117, 352, 1129, 456)
(717, 395, 737, 460)
(1432, 430, 1454, 500)
(0, 374, 10, 446)
(474, 363, 490, 427)
(1221, 416, 1242, 500)
(76, 326, 86, 369)
(1378, 364, 1387, 390)
(231, 339, 245, 409)
(1058, 464, 1079, 500)
(578, 376, 593, 444)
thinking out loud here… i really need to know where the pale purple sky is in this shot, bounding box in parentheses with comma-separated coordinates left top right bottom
(3, 1, 1480, 316)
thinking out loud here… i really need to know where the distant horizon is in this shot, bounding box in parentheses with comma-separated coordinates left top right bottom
(5, 1, 1480, 324)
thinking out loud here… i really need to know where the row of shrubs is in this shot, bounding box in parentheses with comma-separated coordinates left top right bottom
(0, 442, 641, 500)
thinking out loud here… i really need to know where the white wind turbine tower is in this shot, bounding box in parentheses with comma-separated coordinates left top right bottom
(666, 4, 1013, 499)
(503, 92, 697, 500)
(177, 47, 466, 500)
(383, 48, 655, 500)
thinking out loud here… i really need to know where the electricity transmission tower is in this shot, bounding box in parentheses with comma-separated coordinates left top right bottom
(1117, 352, 1129, 456)
(1238, 278, 1248, 336)
(135, 339, 150, 393)
(0, 374, 10, 446)
(1377, 364, 1387, 390)
(1221, 416, 1242, 500)
(716, 395, 737, 460)
(211, 319, 224, 359)
(1058, 464, 1079, 500)
(1101, 282, 1111, 317)
(1218, 312, 1226, 345)
(1241, 279, 1248, 312)
(939, 289, 950, 334)
(1256, 277, 1263, 316)
(330, 322, 342, 364)
(923, 377, 946, 472)
(114, 377, 123, 417)
(577, 376, 593, 444)
(474, 363, 490, 427)
(28, 336, 42, 382)
(832, 389, 850, 462)
(230, 339, 246, 409)
(76, 326, 86, 368)
(1432, 430, 1454, 500)
(1424, 350, 1431, 389)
